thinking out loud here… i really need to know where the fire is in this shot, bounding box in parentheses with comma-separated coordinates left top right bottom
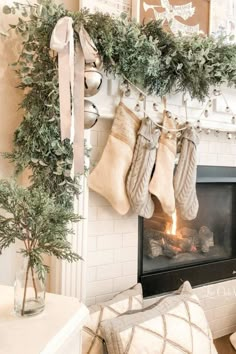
(166, 210, 177, 235)
(171, 210, 177, 235)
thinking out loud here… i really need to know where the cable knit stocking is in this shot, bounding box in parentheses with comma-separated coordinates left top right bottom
(88, 103, 141, 215)
(126, 117, 161, 218)
(149, 111, 177, 216)
(174, 127, 199, 220)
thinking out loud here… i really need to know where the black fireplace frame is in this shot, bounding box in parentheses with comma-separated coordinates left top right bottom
(138, 166, 236, 297)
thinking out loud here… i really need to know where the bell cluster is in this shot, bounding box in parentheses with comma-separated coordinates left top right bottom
(84, 56, 103, 129)
(195, 126, 236, 140)
(195, 91, 236, 139)
(121, 80, 236, 140)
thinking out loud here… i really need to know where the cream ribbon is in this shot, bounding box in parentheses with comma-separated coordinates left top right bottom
(50, 17, 98, 175)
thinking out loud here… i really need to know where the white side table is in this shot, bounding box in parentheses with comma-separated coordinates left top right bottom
(0, 285, 88, 354)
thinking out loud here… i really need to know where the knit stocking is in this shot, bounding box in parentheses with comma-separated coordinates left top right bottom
(88, 103, 141, 215)
(126, 117, 161, 218)
(174, 127, 199, 220)
(149, 111, 177, 216)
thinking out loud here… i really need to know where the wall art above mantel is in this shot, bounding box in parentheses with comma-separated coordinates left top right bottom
(134, 0, 210, 35)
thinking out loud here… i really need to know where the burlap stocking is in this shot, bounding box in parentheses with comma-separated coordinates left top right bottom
(88, 103, 141, 215)
(126, 117, 161, 218)
(149, 111, 177, 216)
(174, 127, 199, 220)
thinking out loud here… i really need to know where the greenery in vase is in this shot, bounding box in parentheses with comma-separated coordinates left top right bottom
(0, 180, 81, 315)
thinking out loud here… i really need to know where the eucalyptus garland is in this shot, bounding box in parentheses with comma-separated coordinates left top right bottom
(2, 0, 236, 209)
(3, 1, 82, 208)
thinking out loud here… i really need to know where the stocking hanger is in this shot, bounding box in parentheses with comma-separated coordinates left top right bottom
(122, 76, 236, 134)
(122, 76, 191, 133)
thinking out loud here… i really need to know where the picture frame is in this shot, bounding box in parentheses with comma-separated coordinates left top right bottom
(79, 0, 131, 15)
(209, 0, 236, 38)
(132, 0, 210, 35)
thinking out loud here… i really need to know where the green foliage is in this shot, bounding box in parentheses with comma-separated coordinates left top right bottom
(82, 12, 236, 100)
(2, 0, 82, 208)
(0, 180, 82, 279)
(2, 0, 236, 273)
(3, 1, 236, 202)
(1, 1, 86, 273)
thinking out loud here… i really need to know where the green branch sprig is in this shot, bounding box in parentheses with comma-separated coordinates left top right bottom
(0, 180, 82, 280)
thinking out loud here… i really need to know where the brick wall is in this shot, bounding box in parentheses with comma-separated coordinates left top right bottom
(86, 119, 138, 305)
(85, 88, 236, 338)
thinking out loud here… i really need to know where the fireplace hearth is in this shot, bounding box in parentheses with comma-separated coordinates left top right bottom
(139, 166, 236, 297)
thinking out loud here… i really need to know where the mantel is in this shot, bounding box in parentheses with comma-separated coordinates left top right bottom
(92, 76, 236, 133)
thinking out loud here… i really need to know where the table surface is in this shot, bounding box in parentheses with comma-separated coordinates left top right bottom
(0, 285, 88, 354)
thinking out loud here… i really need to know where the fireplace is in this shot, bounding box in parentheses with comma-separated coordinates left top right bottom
(138, 166, 236, 297)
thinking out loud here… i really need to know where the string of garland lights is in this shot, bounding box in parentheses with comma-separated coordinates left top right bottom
(120, 77, 236, 138)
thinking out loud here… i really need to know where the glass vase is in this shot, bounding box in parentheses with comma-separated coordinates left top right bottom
(14, 255, 46, 317)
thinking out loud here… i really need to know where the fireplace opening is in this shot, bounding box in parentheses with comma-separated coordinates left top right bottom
(144, 184, 232, 271)
(139, 166, 236, 297)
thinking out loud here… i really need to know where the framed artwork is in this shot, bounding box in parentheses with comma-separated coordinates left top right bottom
(79, 0, 131, 15)
(132, 0, 210, 35)
(210, 0, 236, 39)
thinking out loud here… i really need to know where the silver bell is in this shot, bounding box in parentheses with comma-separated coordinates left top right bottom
(166, 131, 173, 139)
(84, 66, 103, 97)
(84, 100, 99, 129)
(86, 55, 103, 70)
(134, 103, 141, 112)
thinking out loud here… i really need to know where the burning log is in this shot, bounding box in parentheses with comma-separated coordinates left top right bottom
(199, 226, 214, 253)
(178, 227, 200, 249)
(144, 225, 214, 259)
(179, 227, 198, 239)
(162, 242, 180, 258)
(148, 238, 163, 258)
(144, 230, 194, 258)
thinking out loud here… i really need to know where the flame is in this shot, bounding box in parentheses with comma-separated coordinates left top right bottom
(166, 210, 177, 235)
(171, 210, 177, 235)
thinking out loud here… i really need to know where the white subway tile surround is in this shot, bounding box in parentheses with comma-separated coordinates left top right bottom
(86, 95, 236, 339)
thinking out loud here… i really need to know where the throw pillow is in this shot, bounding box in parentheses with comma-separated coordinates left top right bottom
(100, 281, 218, 354)
(82, 283, 143, 354)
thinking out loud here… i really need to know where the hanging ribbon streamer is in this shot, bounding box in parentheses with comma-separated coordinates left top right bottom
(50, 17, 98, 175)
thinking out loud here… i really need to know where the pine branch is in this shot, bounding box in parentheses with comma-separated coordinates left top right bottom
(0, 181, 81, 274)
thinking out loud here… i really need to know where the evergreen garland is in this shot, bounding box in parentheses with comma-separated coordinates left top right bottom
(2, 0, 236, 205)
(84, 12, 236, 100)
(3, 1, 81, 208)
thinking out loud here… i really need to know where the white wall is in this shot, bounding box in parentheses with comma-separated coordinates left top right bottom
(86, 119, 138, 304)
(0, 1, 24, 285)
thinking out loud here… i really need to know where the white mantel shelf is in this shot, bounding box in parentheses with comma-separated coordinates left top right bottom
(92, 77, 236, 133)
(0, 285, 88, 354)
